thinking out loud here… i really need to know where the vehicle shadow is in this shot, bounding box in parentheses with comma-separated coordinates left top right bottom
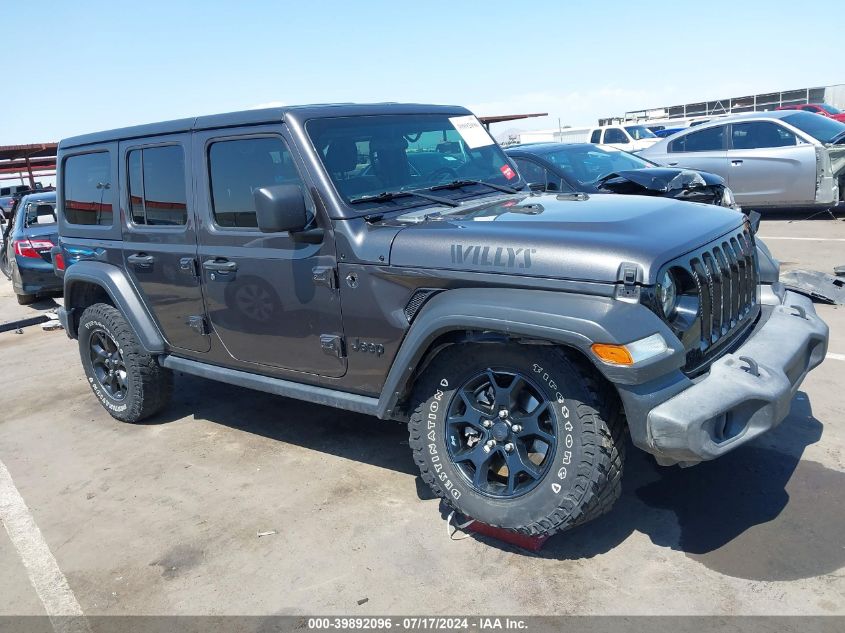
(149, 376, 845, 580)
(529, 391, 845, 580)
(147, 371, 420, 479)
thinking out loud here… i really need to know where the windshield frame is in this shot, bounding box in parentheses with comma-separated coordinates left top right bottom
(304, 113, 525, 217)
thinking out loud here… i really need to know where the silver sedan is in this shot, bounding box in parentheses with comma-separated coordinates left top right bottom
(640, 111, 845, 209)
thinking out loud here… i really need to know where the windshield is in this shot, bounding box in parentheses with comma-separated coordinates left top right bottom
(306, 114, 522, 211)
(783, 111, 845, 143)
(624, 125, 657, 140)
(541, 144, 656, 189)
(819, 104, 842, 115)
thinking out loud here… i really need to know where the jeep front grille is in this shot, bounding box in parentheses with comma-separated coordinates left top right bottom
(680, 228, 760, 373)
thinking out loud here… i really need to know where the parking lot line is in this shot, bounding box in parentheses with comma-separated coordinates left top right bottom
(0, 460, 91, 633)
(827, 352, 845, 361)
(757, 236, 845, 241)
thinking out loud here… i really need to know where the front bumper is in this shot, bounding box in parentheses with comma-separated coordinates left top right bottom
(645, 290, 828, 464)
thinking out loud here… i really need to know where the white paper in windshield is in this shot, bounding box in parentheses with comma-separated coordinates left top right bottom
(449, 115, 495, 149)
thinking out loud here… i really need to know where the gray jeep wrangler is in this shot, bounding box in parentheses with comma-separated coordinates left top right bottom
(55, 104, 829, 537)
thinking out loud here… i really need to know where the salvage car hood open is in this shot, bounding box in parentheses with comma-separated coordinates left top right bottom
(388, 192, 745, 285)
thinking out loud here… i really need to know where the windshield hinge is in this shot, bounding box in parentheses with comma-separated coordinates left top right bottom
(615, 262, 643, 303)
(312, 266, 338, 289)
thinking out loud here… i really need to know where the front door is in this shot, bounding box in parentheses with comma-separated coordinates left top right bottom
(726, 121, 816, 206)
(192, 125, 346, 378)
(119, 135, 210, 353)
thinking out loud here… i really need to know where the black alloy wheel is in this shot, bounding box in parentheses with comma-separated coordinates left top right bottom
(446, 368, 556, 498)
(88, 328, 129, 401)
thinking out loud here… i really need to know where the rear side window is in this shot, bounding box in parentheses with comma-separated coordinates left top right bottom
(63, 152, 113, 225)
(127, 145, 188, 226)
(590, 130, 601, 143)
(24, 201, 57, 227)
(669, 125, 725, 153)
(208, 136, 304, 229)
(603, 128, 627, 144)
(731, 122, 797, 150)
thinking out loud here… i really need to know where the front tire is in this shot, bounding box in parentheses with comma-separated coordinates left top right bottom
(78, 303, 172, 423)
(408, 344, 624, 536)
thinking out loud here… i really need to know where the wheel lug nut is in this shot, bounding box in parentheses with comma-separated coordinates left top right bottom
(511, 424, 522, 433)
(504, 442, 514, 452)
(498, 409, 508, 419)
(482, 419, 492, 428)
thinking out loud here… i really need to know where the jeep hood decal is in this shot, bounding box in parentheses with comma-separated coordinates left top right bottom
(388, 193, 744, 284)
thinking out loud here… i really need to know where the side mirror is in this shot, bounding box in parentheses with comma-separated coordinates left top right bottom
(254, 185, 308, 234)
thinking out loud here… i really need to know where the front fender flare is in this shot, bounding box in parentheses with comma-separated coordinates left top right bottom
(63, 260, 165, 353)
(376, 287, 684, 419)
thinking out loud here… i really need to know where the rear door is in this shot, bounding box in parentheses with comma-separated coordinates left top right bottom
(119, 135, 210, 353)
(663, 124, 729, 177)
(192, 125, 346, 378)
(726, 121, 816, 206)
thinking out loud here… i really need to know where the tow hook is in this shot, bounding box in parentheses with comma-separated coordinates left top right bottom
(739, 356, 760, 377)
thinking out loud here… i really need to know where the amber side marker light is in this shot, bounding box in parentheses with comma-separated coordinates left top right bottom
(591, 333, 669, 366)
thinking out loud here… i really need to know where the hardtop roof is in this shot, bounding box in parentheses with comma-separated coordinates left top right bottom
(59, 102, 471, 149)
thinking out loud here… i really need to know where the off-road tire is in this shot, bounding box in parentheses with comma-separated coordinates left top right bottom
(408, 344, 625, 537)
(78, 303, 172, 423)
(16, 293, 37, 305)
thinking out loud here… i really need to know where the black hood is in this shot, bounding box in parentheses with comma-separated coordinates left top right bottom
(388, 192, 745, 285)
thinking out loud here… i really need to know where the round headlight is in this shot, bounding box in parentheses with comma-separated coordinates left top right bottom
(656, 271, 678, 318)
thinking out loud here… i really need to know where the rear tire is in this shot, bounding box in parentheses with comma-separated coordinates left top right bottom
(16, 293, 37, 305)
(408, 344, 625, 536)
(77, 303, 172, 423)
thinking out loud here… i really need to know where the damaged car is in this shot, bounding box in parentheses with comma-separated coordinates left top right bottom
(505, 142, 780, 284)
(640, 111, 845, 210)
(505, 142, 737, 207)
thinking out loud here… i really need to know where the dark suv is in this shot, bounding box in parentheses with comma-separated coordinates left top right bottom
(55, 104, 829, 537)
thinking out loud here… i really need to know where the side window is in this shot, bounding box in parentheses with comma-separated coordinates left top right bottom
(589, 130, 601, 143)
(801, 105, 819, 112)
(512, 158, 545, 185)
(64, 152, 113, 225)
(208, 136, 305, 229)
(126, 145, 188, 226)
(731, 122, 796, 150)
(669, 126, 725, 153)
(603, 128, 628, 144)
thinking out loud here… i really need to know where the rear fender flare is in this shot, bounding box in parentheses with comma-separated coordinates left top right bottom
(63, 260, 165, 353)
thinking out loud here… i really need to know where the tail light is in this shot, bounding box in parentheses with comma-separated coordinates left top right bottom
(54, 251, 66, 271)
(14, 238, 54, 258)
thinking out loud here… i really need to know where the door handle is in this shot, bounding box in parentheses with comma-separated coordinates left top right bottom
(667, 161, 678, 166)
(127, 253, 155, 266)
(731, 159, 744, 166)
(202, 258, 238, 273)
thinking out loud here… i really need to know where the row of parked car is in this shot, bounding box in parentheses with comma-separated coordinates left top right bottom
(5, 109, 843, 307)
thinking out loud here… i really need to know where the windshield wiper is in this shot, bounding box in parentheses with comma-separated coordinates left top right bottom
(349, 189, 460, 207)
(429, 179, 521, 194)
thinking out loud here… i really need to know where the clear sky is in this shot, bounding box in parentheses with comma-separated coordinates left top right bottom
(1, 0, 841, 146)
